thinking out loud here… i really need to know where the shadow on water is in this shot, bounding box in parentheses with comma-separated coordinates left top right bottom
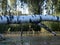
(0, 32, 60, 45)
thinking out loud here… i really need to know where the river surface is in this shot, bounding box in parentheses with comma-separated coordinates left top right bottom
(0, 32, 60, 45)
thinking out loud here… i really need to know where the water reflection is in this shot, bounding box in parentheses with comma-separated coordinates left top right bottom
(7, 0, 30, 15)
(16, 0, 29, 14)
(0, 32, 60, 45)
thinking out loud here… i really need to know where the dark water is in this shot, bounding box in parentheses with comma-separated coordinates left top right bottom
(0, 32, 60, 45)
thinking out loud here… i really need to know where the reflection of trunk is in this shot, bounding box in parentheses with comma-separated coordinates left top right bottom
(38, 3, 42, 14)
(2, 0, 7, 15)
(51, 2, 54, 15)
(0, 34, 5, 40)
